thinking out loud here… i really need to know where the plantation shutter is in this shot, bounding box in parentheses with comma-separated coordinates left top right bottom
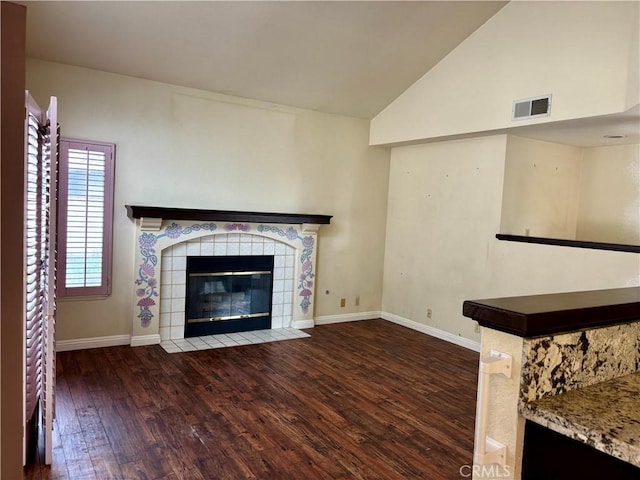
(24, 92, 58, 465)
(24, 96, 45, 446)
(58, 140, 113, 296)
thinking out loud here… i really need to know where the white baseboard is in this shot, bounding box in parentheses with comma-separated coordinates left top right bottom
(292, 319, 315, 329)
(130, 334, 161, 347)
(57, 334, 131, 352)
(381, 311, 480, 352)
(314, 311, 382, 325)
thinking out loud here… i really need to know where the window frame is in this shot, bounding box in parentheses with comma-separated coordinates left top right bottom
(58, 138, 115, 297)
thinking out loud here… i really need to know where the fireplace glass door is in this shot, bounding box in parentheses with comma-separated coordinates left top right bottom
(185, 256, 273, 337)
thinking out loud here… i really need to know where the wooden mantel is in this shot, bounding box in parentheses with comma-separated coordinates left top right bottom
(125, 205, 333, 226)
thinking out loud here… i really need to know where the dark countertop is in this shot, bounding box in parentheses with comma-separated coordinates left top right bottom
(520, 373, 640, 468)
(463, 287, 640, 337)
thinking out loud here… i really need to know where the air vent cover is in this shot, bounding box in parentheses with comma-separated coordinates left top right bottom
(512, 95, 552, 120)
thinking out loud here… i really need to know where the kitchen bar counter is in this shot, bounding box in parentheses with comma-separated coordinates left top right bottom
(463, 287, 640, 337)
(463, 286, 640, 479)
(521, 373, 640, 468)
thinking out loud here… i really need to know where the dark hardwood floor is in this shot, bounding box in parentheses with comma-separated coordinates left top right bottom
(24, 319, 479, 480)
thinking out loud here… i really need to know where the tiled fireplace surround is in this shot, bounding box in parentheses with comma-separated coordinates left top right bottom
(127, 206, 331, 347)
(159, 234, 296, 340)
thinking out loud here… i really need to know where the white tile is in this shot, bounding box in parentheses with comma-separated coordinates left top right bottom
(171, 270, 185, 285)
(186, 242, 201, 256)
(200, 243, 214, 256)
(272, 304, 284, 316)
(274, 255, 286, 268)
(161, 257, 173, 271)
(284, 267, 295, 280)
(179, 344, 198, 352)
(201, 235, 216, 244)
(187, 338, 207, 348)
(227, 234, 240, 243)
(161, 271, 172, 285)
(160, 298, 171, 313)
(227, 243, 240, 255)
(251, 244, 264, 255)
(273, 267, 285, 280)
(239, 243, 252, 255)
(172, 256, 187, 271)
(162, 285, 172, 299)
(263, 242, 275, 255)
(171, 283, 186, 298)
(284, 279, 294, 292)
(170, 326, 185, 339)
(214, 243, 227, 256)
(214, 234, 227, 243)
(160, 313, 171, 327)
(272, 279, 284, 293)
(171, 311, 185, 326)
(240, 234, 253, 242)
(173, 243, 187, 256)
(275, 243, 286, 255)
(162, 345, 182, 354)
(159, 327, 171, 341)
(271, 316, 284, 329)
(272, 291, 284, 305)
(226, 333, 245, 341)
(239, 332, 258, 340)
(171, 297, 185, 313)
(285, 254, 295, 268)
(202, 337, 223, 347)
(162, 246, 173, 257)
(283, 303, 293, 316)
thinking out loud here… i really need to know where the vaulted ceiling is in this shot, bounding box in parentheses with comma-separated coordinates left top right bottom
(23, 1, 507, 119)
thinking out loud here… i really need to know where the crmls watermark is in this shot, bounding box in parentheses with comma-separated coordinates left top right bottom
(459, 464, 511, 479)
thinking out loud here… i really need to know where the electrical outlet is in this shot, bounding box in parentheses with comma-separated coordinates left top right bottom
(355, 296, 360, 306)
(340, 298, 346, 308)
(427, 308, 432, 319)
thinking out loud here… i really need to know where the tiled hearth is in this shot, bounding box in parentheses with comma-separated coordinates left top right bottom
(160, 327, 310, 353)
(159, 233, 296, 341)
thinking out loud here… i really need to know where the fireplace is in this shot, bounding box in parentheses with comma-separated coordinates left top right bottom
(125, 206, 332, 347)
(185, 255, 274, 337)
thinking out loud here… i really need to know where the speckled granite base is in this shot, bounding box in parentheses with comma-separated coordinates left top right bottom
(520, 321, 640, 404)
(521, 373, 640, 468)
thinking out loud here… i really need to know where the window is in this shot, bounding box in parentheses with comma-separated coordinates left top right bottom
(58, 139, 115, 296)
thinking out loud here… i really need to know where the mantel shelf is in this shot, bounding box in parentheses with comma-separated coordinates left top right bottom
(125, 205, 332, 226)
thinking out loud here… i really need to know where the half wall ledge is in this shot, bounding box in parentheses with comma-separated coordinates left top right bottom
(125, 205, 333, 226)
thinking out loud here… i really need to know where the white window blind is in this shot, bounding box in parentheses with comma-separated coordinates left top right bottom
(59, 139, 114, 296)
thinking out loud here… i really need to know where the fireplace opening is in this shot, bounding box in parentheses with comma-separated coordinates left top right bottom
(185, 255, 274, 337)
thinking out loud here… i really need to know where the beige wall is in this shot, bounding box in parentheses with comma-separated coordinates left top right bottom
(577, 144, 640, 244)
(371, 1, 639, 145)
(383, 135, 640, 343)
(501, 135, 582, 239)
(26, 59, 390, 341)
(501, 138, 640, 245)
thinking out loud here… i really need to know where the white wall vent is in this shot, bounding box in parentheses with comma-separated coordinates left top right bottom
(512, 95, 552, 120)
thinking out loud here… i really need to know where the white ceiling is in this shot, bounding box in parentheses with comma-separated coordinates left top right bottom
(23, 0, 507, 119)
(21, 1, 639, 146)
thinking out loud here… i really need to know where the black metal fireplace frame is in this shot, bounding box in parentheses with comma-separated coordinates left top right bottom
(184, 255, 274, 337)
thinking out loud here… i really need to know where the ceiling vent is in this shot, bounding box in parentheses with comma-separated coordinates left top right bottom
(512, 95, 552, 120)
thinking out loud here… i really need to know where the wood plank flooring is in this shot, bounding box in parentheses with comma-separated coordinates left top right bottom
(24, 319, 479, 480)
